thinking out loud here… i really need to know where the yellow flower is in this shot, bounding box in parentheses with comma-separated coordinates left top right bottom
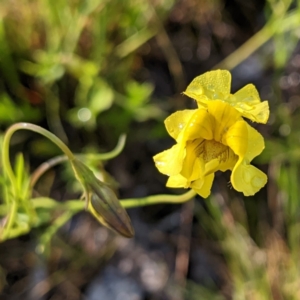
(183, 70, 269, 124)
(153, 100, 267, 198)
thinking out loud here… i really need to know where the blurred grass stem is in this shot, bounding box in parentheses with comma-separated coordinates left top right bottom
(214, 2, 295, 70)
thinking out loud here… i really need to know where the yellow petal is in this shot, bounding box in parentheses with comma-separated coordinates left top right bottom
(231, 84, 269, 123)
(231, 160, 267, 196)
(165, 109, 196, 140)
(182, 108, 214, 141)
(153, 144, 185, 176)
(207, 100, 242, 142)
(181, 140, 204, 182)
(204, 158, 220, 175)
(204, 148, 237, 174)
(191, 173, 214, 198)
(218, 148, 238, 172)
(236, 101, 269, 124)
(244, 123, 265, 162)
(167, 174, 188, 188)
(233, 84, 260, 104)
(183, 70, 231, 103)
(224, 119, 248, 157)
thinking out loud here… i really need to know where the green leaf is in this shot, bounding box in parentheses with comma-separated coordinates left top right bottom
(125, 80, 153, 108)
(89, 78, 114, 115)
(0, 94, 41, 123)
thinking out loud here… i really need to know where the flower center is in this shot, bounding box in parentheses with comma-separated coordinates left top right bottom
(195, 139, 236, 165)
(203, 140, 229, 162)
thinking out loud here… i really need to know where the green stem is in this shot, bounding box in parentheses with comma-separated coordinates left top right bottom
(121, 189, 196, 208)
(38, 211, 74, 254)
(1, 123, 75, 241)
(30, 134, 126, 188)
(30, 155, 69, 188)
(76, 134, 126, 161)
(213, 3, 294, 71)
(32, 198, 85, 211)
(2, 123, 75, 191)
(31, 189, 197, 211)
(1, 201, 17, 241)
(213, 25, 271, 71)
(3, 125, 20, 197)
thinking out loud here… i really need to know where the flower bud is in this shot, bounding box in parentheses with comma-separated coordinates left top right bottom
(71, 159, 134, 238)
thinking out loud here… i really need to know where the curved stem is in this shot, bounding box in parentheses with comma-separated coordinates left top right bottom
(30, 155, 68, 188)
(76, 134, 126, 161)
(30, 134, 126, 188)
(2, 123, 75, 191)
(2, 123, 75, 240)
(20, 123, 75, 160)
(3, 125, 21, 197)
(1, 201, 17, 241)
(121, 189, 196, 208)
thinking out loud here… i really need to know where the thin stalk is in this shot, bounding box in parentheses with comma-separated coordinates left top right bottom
(1, 201, 17, 241)
(4, 122, 75, 192)
(1, 123, 75, 241)
(39, 211, 74, 253)
(121, 189, 196, 208)
(213, 25, 271, 70)
(30, 134, 126, 188)
(31, 189, 197, 211)
(214, 3, 294, 71)
(2, 123, 75, 191)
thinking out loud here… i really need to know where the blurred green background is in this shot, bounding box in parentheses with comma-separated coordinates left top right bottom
(1, 0, 300, 299)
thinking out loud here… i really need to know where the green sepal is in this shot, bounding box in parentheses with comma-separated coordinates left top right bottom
(71, 158, 134, 238)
